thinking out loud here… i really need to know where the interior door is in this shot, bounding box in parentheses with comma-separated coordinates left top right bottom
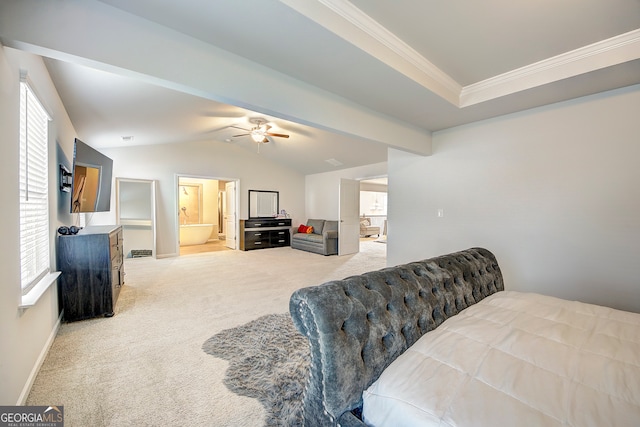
(224, 181, 237, 249)
(339, 178, 360, 256)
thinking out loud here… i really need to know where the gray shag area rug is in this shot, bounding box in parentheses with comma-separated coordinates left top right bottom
(202, 313, 310, 426)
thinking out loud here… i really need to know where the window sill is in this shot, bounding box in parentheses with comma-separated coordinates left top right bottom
(20, 271, 61, 309)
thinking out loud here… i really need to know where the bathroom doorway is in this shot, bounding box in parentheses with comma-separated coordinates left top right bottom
(176, 175, 238, 256)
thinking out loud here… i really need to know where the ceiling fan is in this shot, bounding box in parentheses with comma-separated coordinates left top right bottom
(230, 118, 289, 151)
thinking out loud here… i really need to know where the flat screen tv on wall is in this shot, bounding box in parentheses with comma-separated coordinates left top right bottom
(70, 138, 113, 213)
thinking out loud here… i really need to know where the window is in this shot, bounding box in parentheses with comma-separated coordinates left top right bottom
(359, 191, 387, 217)
(19, 80, 51, 294)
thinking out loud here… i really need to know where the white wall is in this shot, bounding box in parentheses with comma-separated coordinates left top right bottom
(388, 84, 640, 313)
(0, 0, 432, 156)
(100, 140, 306, 257)
(305, 162, 387, 221)
(0, 46, 77, 404)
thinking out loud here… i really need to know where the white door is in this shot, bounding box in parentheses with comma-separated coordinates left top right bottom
(224, 181, 237, 249)
(339, 178, 360, 255)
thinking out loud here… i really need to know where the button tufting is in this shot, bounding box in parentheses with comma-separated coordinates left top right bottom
(290, 248, 503, 427)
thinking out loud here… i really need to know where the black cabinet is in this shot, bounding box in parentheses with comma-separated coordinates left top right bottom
(57, 225, 124, 321)
(240, 219, 291, 251)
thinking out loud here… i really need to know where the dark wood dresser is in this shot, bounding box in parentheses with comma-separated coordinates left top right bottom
(57, 225, 124, 321)
(240, 218, 292, 251)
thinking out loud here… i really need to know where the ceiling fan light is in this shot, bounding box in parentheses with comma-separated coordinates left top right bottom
(251, 131, 264, 142)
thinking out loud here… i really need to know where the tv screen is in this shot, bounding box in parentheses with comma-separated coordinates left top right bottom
(70, 138, 113, 213)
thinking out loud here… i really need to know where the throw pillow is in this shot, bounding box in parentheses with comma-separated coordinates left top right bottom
(298, 224, 309, 233)
(306, 226, 314, 234)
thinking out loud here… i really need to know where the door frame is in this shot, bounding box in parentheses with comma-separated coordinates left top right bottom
(224, 180, 237, 250)
(338, 178, 360, 256)
(174, 173, 240, 255)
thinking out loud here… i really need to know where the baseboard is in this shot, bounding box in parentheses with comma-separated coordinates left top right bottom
(16, 311, 63, 405)
(156, 252, 178, 259)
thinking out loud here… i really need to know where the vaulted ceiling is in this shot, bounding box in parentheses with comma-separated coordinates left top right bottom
(1, 0, 639, 174)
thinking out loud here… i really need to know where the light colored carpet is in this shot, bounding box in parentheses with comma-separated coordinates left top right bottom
(26, 242, 386, 426)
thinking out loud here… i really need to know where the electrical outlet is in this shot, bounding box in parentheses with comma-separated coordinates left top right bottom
(437, 208, 444, 218)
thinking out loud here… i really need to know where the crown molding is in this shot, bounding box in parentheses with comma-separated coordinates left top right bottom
(281, 0, 461, 105)
(460, 29, 640, 107)
(317, 0, 461, 97)
(281, 1, 639, 109)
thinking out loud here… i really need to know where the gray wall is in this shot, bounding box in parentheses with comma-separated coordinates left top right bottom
(388, 84, 640, 313)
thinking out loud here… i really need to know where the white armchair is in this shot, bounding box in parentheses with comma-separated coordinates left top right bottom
(359, 217, 380, 237)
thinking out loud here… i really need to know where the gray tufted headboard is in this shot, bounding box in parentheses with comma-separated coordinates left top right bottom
(289, 247, 504, 426)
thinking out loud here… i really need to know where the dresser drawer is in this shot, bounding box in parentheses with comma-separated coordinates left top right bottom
(245, 230, 268, 241)
(244, 220, 269, 228)
(110, 230, 123, 267)
(245, 218, 292, 228)
(244, 230, 270, 250)
(270, 230, 290, 247)
(272, 220, 291, 227)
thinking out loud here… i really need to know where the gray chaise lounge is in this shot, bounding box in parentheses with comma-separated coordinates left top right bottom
(291, 219, 338, 256)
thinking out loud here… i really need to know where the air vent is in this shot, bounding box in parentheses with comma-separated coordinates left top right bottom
(325, 158, 343, 167)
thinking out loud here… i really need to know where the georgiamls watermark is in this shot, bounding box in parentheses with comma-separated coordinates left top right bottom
(0, 406, 63, 427)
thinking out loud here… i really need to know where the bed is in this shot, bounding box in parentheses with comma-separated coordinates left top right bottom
(289, 248, 640, 426)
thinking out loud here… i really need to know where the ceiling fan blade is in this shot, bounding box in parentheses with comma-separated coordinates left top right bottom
(230, 125, 251, 132)
(266, 133, 290, 138)
(232, 133, 250, 137)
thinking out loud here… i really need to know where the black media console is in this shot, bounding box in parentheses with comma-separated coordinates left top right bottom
(239, 218, 292, 251)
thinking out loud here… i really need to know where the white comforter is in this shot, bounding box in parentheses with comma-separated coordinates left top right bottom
(362, 291, 640, 427)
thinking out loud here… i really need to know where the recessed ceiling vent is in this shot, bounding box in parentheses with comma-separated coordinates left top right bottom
(325, 158, 343, 167)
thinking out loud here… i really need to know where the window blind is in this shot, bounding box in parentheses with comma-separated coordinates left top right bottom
(19, 81, 50, 293)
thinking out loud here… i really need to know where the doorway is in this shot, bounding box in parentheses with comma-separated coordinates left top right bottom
(359, 177, 388, 245)
(116, 178, 157, 258)
(177, 175, 238, 256)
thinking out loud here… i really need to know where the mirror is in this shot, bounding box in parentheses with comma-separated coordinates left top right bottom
(248, 190, 279, 218)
